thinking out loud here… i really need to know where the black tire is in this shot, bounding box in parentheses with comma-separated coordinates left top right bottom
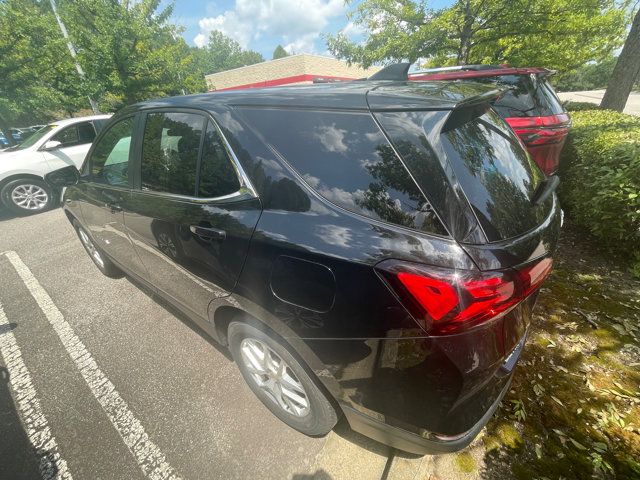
(73, 220, 124, 278)
(0, 178, 54, 215)
(228, 321, 338, 436)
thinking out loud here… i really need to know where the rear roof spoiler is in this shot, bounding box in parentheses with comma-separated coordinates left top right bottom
(441, 88, 508, 132)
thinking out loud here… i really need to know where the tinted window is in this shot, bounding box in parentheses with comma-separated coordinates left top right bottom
(440, 109, 550, 241)
(242, 108, 446, 234)
(198, 121, 240, 197)
(474, 74, 565, 118)
(90, 117, 134, 187)
(77, 122, 97, 144)
(52, 125, 79, 146)
(141, 112, 204, 196)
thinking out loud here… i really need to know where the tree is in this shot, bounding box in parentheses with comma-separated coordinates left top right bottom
(272, 45, 289, 60)
(58, 0, 206, 111)
(327, 0, 628, 71)
(0, 0, 86, 131)
(601, 8, 640, 112)
(196, 31, 264, 75)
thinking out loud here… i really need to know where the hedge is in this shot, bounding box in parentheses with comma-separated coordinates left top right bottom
(559, 109, 640, 276)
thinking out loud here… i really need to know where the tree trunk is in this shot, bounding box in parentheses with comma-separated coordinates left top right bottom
(601, 9, 640, 112)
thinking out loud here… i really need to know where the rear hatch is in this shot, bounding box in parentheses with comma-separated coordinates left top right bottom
(368, 82, 557, 247)
(411, 70, 570, 175)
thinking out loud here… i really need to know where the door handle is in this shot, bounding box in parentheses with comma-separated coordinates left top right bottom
(107, 203, 123, 213)
(190, 225, 226, 241)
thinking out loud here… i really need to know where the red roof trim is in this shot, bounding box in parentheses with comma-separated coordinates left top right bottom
(209, 74, 356, 92)
(409, 67, 552, 81)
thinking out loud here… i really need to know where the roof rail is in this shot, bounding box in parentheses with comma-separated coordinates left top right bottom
(368, 62, 411, 81)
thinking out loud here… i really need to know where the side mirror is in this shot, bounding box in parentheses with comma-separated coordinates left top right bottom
(42, 140, 62, 151)
(44, 165, 80, 188)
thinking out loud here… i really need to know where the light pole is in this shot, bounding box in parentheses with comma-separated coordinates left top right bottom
(49, 0, 100, 113)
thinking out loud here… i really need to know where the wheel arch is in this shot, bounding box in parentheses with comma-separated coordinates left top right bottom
(210, 299, 346, 409)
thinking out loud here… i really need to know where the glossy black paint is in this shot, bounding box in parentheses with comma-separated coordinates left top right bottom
(62, 80, 561, 454)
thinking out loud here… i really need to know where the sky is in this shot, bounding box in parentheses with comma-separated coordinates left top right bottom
(167, 0, 453, 59)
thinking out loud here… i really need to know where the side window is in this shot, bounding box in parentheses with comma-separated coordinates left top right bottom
(52, 125, 79, 147)
(90, 117, 134, 187)
(141, 112, 204, 196)
(241, 108, 444, 233)
(198, 121, 240, 197)
(77, 122, 97, 144)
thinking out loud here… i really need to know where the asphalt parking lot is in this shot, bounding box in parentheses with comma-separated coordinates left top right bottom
(0, 207, 462, 480)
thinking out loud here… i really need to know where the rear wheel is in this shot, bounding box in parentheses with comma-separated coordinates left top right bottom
(0, 178, 54, 215)
(228, 321, 338, 436)
(74, 221, 124, 278)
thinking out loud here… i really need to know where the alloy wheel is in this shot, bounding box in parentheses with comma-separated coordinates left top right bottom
(78, 228, 105, 269)
(157, 232, 178, 259)
(239, 337, 310, 417)
(11, 184, 49, 211)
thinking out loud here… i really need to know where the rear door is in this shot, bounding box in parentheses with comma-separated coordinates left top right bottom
(124, 109, 261, 320)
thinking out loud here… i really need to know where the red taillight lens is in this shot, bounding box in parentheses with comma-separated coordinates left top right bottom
(505, 114, 571, 146)
(376, 258, 553, 335)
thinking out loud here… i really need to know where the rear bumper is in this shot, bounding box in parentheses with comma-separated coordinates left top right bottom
(342, 371, 513, 455)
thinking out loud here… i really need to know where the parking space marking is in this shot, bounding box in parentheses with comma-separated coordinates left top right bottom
(0, 302, 73, 480)
(1, 251, 182, 480)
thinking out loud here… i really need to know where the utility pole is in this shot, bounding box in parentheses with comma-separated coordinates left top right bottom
(49, 0, 100, 114)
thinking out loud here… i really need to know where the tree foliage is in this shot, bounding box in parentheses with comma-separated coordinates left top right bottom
(195, 30, 264, 76)
(327, 0, 629, 70)
(58, 0, 205, 111)
(0, 0, 84, 127)
(0, 0, 265, 125)
(272, 45, 289, 59)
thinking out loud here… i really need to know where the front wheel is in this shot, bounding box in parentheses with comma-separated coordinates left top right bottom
(228, 321, 338, 436)
(0, 178, 54, 215)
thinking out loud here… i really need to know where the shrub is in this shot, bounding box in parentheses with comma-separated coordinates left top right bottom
(562, 101, 604, 112)
(559, 110, 640, 275)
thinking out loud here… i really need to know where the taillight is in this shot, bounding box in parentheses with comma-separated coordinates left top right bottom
(505, 114, 571, 146)
(376, 258, 553, 335)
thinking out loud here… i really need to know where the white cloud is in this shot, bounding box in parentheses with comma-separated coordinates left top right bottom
(194, 0, 345, 51)
(341, 21, 365, 39)
(313, 124, 348, 153)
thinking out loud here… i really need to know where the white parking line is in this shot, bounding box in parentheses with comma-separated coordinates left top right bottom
(0, 302, 73, 480)
(1, 251, 182, 480)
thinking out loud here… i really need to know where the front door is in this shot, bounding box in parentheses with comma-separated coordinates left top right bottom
(80, 115, 148, 280)
(43, 121, 99, 170)
(124, 110, 261, 320)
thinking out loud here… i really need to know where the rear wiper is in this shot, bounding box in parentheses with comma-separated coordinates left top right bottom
(531, 175, 560, 206)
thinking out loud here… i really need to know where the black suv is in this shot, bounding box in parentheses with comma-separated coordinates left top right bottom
(50, 64, 561, 455)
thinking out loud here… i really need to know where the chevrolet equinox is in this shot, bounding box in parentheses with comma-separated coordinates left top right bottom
(49, 63, 561, 455)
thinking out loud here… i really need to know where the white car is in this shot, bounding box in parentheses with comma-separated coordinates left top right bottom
(0, 114, 111, 214)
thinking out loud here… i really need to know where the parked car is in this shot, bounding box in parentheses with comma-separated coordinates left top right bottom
(410, 65, 571, 175)
(50, 64, 560, 455)
(0, 115, 111, 214)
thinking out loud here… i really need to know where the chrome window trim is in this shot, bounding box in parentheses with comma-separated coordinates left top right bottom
(137, 110, 258, 203)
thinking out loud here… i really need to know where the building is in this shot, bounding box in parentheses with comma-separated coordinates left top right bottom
(204, 54, 381, 92)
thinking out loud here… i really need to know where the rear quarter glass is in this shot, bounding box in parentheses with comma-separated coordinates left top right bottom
(237, 107, 448, 236)
(476, 74, 565, 118)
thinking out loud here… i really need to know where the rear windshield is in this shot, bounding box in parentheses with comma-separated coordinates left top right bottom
(239, 108, 447, 235)
(440, 108, 551, 241)
(474, 74, 565, 118)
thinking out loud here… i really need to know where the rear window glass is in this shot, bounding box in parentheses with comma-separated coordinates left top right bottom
(240, 108, 447, 235)
(474, 74, 564, 118)
(441, 108, 551, 241)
